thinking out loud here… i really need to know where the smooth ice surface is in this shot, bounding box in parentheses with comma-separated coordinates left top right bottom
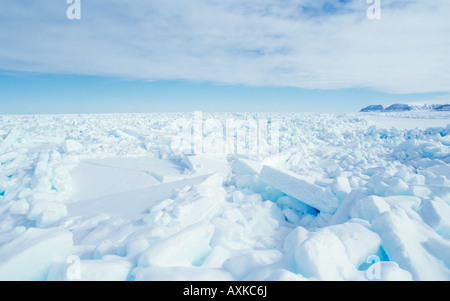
(259, 165, 340, 213)
(0, 228, 73, 281)
(137, 222, 215, 267)
(0, 112, 449, 281)
(372, 208, 450, 280)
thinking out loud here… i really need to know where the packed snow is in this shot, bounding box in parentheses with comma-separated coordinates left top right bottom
(0, 112, 449, 281)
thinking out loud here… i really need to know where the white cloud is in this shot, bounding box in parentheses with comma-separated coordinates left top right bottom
(0, 0, 449, 94)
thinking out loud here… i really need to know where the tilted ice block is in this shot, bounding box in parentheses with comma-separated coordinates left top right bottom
(27, 199, 67, 223)
(372, 208, 450, 280)
(0, 228, 73, 281)
(8, 199, 29, 215)
(331, 176, 352, 201)
(137, 221, 215, 268)
(283, 226, 309, 255)
(0, 126, 20, 150)
(409, 185, 432, 198)
(258, 165, 340, 213)
(423, 237, 450, 270)
(326, 221, 381, 268)
(429, 185, 450, 204)
(290, 221, 381, 280)
(294, 227, 358, 280)
(440, 135, 450, 146)
(350, 195, 391, 222)
(0, 151, 19, 165)
(385, 178, 410, 196)
(34, 151, 50, 177)
(231, 158, 263, 176)
(383, 195, 421, 212)
(419, 198, 450, 236)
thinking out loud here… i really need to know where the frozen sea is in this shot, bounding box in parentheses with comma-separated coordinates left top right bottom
(0, 111, 449, 281)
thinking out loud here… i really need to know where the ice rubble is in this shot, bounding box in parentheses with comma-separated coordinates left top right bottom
(0, 112, 449, 281)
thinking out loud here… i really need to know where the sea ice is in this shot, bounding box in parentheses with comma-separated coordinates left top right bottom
(0, 112, 449, 281)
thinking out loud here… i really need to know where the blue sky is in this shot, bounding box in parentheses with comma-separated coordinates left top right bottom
(0, 0, 449, 114)
(0, 73, 446, 114)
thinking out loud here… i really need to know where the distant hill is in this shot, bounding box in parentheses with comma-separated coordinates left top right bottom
(435, 104, 450, 111)
(360, 105, 385, 112)
(360, 103, 450, 112)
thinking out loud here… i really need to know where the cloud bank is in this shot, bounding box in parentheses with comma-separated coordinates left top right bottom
(0, 0, 449, 94)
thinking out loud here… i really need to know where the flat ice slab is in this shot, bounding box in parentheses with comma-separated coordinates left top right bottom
(259, 165, 340, 213)
(68, 174, 212, 220)
(70, 156, 186, 201)
(363, 114, 450, 130)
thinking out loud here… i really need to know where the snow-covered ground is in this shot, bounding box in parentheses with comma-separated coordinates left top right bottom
(0, 112, 449, 281)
